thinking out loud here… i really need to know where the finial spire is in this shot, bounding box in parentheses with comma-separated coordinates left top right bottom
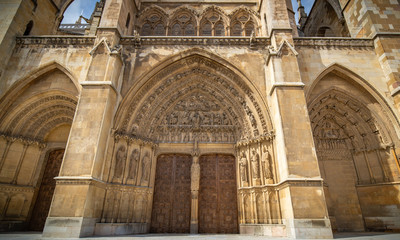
(297, 0, 308, 28)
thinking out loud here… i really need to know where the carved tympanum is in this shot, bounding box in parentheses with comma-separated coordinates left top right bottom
(154, 93, 236, 143)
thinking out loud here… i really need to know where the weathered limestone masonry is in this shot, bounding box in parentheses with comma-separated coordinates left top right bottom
(0, 0, 399, 239)
(261, 0, 332, 238)
(339, 0, 400, 109)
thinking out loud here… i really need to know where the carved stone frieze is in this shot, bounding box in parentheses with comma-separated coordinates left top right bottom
(0, 133, 46, 148)
(293, 37, 374, 49)
(121, 37, 270, 48)
(16, 36, 95, 47)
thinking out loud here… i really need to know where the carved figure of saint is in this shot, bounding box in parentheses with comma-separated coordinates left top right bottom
(128, 149, 139, 179)
(251, 149, 260, 179)
(262, 148, 273, 180)
(141, 152, 151, 183)
(191, 157, 200, 192)
(114, 146, 126, 178)
(239, 153, 248, 183)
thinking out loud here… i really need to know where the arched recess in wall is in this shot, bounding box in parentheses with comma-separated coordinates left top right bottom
(114, 48, 273, 142)
(306, 64, 400, 232)
(0, 64, 79, 229)
(97, 48, 278, 229)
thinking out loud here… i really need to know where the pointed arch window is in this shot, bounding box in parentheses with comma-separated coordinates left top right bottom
(154, 23, 165, 36)
(185, 23, 195, 36)
(245, 21, 254, 36)
(171, 23, 181, 36)
(231, 22, 242, 36)
(141, 23, 151, 36)
(201, 22, 212, 36)
(215, 21, 225, 36)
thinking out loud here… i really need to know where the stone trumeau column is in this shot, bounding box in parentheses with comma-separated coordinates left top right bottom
(42, 0, 135, 238)
(261, 0, 333, 238)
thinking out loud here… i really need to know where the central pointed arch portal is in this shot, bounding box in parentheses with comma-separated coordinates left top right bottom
(105, 50, 278, 234)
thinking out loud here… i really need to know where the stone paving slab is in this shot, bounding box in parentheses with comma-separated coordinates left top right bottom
(0, 232, 400, 240)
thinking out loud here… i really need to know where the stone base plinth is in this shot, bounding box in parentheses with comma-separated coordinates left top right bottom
(287, 219, 333, 239)
(239, 224, 287, 237)
(94, 222, 148, 236)
(0, 221, 26, 232)
(42, 217, 97, 238)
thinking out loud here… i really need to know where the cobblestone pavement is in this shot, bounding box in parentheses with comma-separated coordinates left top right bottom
(0, 232, 400, 240)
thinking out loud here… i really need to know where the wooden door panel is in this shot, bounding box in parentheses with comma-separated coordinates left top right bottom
(30, 149, 64, 231)
(199, 154, 238, 233)
(150, 154, 191, 233)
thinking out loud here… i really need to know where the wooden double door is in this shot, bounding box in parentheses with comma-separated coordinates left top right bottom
(30, 149, 64, 231)
(150, 154, 238, 233)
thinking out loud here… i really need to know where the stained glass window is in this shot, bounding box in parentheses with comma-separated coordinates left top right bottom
(201, 22, 212, 36)
(215, 22, 225, 36)
(231, 22, 242, 36)
(154, 23, 165, 36)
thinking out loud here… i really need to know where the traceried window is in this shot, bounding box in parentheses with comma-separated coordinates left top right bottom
(169, 11, 196, 36)
(139, 11, 167, 36)
(154, 23, 165, 36)
(200, 10, 227, 36)
(230, 10, 258, 36)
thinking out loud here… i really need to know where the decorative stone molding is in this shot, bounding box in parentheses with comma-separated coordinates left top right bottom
(120, 36, 270, 47)
(277, 178, 324, 189)
(113, 132, 158, 148)
(54, 176, 107, 189)
(0, 184, 35, 194)
(0, 133, 46, 148)
(16, 36, 96, 47)
(293, 37, 374, 49)
(235, 132, 275, 146)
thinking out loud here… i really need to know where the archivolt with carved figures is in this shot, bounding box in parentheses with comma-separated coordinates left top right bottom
(115, 52, 273, 144)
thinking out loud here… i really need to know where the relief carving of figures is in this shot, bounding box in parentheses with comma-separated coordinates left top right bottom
(128, 149, 139, 179)
(141, 152, 151, 184)
(239, 153, 248, 183)
(153, 92, 236, 143)
(114, 146, 127, 178)
(251, 149, 260, 179)
(262, 147, 273, 181)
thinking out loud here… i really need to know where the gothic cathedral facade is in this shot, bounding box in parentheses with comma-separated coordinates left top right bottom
(0, 0, 399, 238)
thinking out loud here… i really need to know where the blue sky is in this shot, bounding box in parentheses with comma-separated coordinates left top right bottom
(62, 0, 315, 25)
(61, 0, 99, 24)
(292, 0, 315, 23)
